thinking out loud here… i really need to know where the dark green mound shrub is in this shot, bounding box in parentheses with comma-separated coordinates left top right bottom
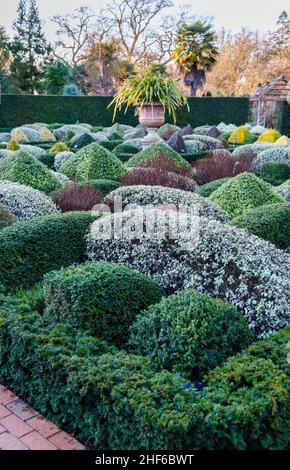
(126, 142, 190, 170)
(98, 139, 123, 151)
(61, 143, 126, 181)
(0, 203, 17, 229)
(209, 172, 284, 218)
(44, 262, 164, 347)
(0, 150, 61, 194)
(129, 289, 251, 379)
(260, 161, 290, 186)
(70, 133, 95, 150)
(86, 179, 121, 196)
(0, 293, 289, 450)
(0, 212, 99, 290)
(196, 177, 231, 197)
(36, 152, 56, 169)
(113, 143, 139, 156)
(108, 131, 123, 141)
(231, 203, 290, 250)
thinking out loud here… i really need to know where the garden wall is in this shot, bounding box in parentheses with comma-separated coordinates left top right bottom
(0, 94, 250, 128)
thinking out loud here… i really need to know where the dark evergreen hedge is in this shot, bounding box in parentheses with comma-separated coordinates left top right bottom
(0, 94, 250, 128)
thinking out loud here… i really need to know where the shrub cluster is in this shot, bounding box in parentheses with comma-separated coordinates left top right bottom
(87, 209, 290, 337)
(44, 262, 164, 347)
(129, 289, 251, 379)
(0, 180, 58, 221)
(52, 182, 102, 212)
(0, 212, 98, 289)
(231, 203, 290, 250)
(0, 150, 61, 194)
(252, 147, 290, 175)
(209, 172, 284, 218)
(193, 150, 250, 185)
(0, 293, 289, 449)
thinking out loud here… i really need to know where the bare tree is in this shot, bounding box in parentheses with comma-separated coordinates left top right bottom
(50, 6, 98, 66)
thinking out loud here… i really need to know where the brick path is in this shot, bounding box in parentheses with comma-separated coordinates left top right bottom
(0, 385, 85, 450)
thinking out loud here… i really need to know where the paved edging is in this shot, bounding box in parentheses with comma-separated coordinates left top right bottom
(0, 385, 85, 450)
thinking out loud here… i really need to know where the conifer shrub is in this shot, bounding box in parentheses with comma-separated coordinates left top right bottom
(126, 142, 190, 170)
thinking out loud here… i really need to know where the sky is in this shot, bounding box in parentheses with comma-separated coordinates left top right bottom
(0, 0, 289, 41)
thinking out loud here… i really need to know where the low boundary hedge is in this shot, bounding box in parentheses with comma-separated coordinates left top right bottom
(0, 293, 289, 450)
(0, 211, 98, 290)
(0, 94, 250, 128)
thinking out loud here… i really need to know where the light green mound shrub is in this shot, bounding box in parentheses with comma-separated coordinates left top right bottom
(0, 293, 289, 450)
(61, 143, 126, 181)
(0, 203, 17, 229)
(196, 177, 231, 197)
(231, 203, 290, 250)
(260, 162, 290, 186)
(44, 262, 164, 347)
(126, 142, 190, 170)
(0, 150, 61, 194)
(0, 212, 99, 290)
(129, 289, 251, 379)
(209, 172, 284, 218)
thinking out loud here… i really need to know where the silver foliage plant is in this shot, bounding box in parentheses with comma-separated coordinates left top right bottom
(87, 208, 290, 338)
(0, 180, 58, 221)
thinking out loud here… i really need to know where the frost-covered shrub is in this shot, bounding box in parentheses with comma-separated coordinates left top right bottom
(0, 203, 17, 229)
(257, 129, 281, 143)
(19, 144, 47, 157)
(158, 124, 180, 140)
(0, 133, 11, 143)
(54, 151, 75, 171)
(217, 122, 237, 133)
(251, 124, 267, 135)
(252, 147, 290, 174)
(184, 140, 204, 154)
(104, 186, 228, 222)
(0, 181, 58, 221)
(124, 127, 147, 140)
(53, 128, 67, 141)
(0, 151, 61, 194)
(86, 208, 290, 337)
(39, 127, 56, 142)
(10, 128, 29, 143)
(184, 134, 223, 151)
(192, 125, 210, 135)
(275, 183, 290, 202)
(231, 203, 290, 250)
(51, 171, 70, 185)
(58, 124, 90, 136)
(126, 143, 190, 170)
(129, 289, 251, 379)
(123, 138, 142, 150)
(233, 143, 275, 160)
(209, 172, 284, 218)
(44, 262, 164, 347)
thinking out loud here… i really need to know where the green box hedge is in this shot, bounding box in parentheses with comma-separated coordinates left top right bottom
(0, 211, 98, 290)
(0, 94, 250, 128)
(0, 292, 289, 450)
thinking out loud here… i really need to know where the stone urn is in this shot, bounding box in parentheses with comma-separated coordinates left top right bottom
(137, 103, 165, 148)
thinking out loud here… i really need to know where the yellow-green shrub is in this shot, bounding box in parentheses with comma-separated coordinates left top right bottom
(49, 142, 70, 153)
(257, 129, 281, 143)
(228, 127, 252, 144)
(7, 139, 20, 151)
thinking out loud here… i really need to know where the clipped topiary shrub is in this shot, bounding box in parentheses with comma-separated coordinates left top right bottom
(122, 167, 196, 192)
(87, 208, 290, 337)
(129, 288, 251, 379)
(257, 129, 281, 143)
(233, 143, 275, 161)
(0, 180, 58, 221)
(228, 126, 252, 144)
(52, 182, 102, 212)
(39, 127, 56, 142)
(231, 203, 290, 250)
(126, 142, 190, 170)
(70, 133, 95, 150)
(275, 182, 290, 202)
(0, 150, 61, 194)
(0, 203, 17, 229)
(104, 185, 228, 222)
(209, 172, 284, 218)
(196, 177, 231, 197)
(157, 123, 180, 141)
(7, 139, 20, 151)
(85, 179, 121, 196)
(44, 262, 164, 347)
(0, 211, 99, 289)
(260, 162, 290, 186)
(252, 147, 290, 175)
(49, 142, 69, 153)
(113, 143, 139, 156)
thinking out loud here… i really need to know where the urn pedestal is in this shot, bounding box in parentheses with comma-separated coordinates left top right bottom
(137, 104, 165, 148)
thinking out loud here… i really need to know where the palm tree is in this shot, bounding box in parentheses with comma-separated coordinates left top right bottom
(172, 20, 218, 96)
